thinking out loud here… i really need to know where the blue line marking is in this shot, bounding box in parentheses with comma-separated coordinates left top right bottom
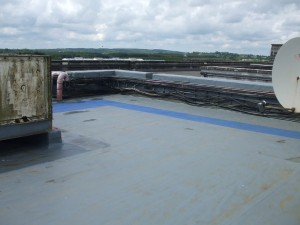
(53, 99, 300, 140)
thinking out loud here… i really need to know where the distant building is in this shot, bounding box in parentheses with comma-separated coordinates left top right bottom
(270, 44, 282, 60)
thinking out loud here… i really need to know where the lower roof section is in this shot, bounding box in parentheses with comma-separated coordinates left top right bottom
(1, 94, 300, 225)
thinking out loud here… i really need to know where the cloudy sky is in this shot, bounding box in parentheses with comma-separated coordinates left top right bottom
(1, 0, 300, 55)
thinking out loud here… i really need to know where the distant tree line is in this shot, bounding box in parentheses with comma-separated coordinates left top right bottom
(0, 48, 270, 62)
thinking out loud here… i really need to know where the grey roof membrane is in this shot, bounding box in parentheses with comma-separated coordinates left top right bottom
(1, 94, 300, 225)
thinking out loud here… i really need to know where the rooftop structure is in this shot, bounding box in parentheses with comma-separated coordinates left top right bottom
(270, 44, 283, 60)
(0, 55, 53, 141)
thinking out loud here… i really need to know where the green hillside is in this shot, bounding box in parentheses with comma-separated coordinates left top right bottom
(0, 48, 269, 61)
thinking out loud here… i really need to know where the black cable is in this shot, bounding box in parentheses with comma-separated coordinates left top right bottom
(64, 77, 300, 122)
(114, 84, 300, 122)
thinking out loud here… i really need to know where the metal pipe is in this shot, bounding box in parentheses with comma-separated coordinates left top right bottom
(51, 71, 69, 101)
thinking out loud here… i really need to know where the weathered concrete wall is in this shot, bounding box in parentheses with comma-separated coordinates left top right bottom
(0, 56, 51, 125)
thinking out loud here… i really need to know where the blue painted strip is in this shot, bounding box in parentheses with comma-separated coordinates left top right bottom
(53, 99, 300, 140)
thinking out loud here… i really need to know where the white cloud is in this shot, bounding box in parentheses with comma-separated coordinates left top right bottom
(0, 0, 299, 54)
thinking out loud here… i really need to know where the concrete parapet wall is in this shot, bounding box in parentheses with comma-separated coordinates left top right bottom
(115, 70, 153, 79)
(67, 70, 115, 78)
(58, 70, 273, 95)
(152, 73, 273, 92)
(67, 70, 154, 80)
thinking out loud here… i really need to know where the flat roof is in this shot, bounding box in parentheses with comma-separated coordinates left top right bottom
(1, 94, 300, 225)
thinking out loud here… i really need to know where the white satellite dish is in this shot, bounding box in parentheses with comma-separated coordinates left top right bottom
(272, 37, 300, 112)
